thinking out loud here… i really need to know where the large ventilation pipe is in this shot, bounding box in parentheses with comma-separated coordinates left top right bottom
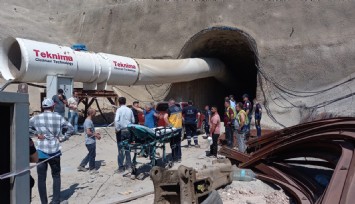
(0, 37, 225, 90)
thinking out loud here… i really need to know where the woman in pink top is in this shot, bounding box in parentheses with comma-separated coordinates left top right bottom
(208, 106, 221, 157)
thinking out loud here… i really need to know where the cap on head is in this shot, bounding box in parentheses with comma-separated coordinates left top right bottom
(42, 98, 54, 108)
(242, 94, 249, 99)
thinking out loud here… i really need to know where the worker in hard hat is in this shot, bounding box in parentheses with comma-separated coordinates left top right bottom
(29, 98, 74, 204)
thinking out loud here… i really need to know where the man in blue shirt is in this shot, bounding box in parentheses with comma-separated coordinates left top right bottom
(254, 99, 263, 137)
(133, 104, 160, 128)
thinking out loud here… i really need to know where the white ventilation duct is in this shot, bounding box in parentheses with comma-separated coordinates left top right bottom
(0, 37, 225, 90)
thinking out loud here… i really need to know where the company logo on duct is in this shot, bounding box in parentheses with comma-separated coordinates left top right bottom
(33, 49, 73, 61)
(113, 61, 136, 69)
(33, 49, 74, 66)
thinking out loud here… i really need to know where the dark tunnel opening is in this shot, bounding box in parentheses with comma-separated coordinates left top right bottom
(166, 27, 259, 114)
(8, 41, 22, 72)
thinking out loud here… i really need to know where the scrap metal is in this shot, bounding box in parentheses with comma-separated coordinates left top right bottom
(150, 159, 232, 204)
(219, 117, 355, 204)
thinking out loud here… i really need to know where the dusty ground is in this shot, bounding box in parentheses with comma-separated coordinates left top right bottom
(30, 126, 290, 204)
(126, 178, 291, 204)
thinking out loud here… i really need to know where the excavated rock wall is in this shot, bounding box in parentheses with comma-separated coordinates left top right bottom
(1, 0, 355, 127)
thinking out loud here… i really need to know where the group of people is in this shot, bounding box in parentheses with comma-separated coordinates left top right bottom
(27, 88, 262, 204)
(220, 94, 262, 153)
(27, 91, 192, 203)
(28, 89, 103, 204)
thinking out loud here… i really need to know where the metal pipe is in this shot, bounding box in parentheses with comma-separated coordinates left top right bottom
(0, 37, 225, 90)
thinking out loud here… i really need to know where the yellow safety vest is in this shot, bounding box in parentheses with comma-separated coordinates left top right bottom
(168, 106, 183, 128)
(226, 107, 236, 120)
(237, 110, 249, 126)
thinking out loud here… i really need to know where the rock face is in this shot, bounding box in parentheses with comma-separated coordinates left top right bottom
(1, 0, 355, 127)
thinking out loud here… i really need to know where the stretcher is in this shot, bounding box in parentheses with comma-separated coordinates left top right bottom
(121, 124, 182, 173)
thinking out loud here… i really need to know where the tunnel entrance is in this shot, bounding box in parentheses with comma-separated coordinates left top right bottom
(166, 27, 259, 113)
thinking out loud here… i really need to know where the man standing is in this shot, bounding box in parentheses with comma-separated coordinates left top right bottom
(67, 91, 79, 134)
(224, 100, 235, 148)
(229, 95, 236, 111)
(254, 99, 262, 137)
(131, 101, 140, 125)
(207, 106, 221, 157)
(242, 94, 253, 139)
(29, 98, 74, 204)
(114, 97, 135, 173)
(235, 102, 249, 153)
(52, 89, 67, 118)
(133, 104, 160, 128)
(182, 100, 201, 147)
(164, 99, 183, 162)
(204, 105, 211, 136)
(77, 108, 101, 174)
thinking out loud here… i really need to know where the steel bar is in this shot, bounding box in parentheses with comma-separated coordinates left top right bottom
(320, 142, 354, 204)
(218, 117, 355, 204)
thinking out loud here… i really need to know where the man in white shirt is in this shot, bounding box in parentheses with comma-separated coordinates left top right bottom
(229, 94, 236, 111)
(67, 91, 79, 134)
(114, 97, 135, 174)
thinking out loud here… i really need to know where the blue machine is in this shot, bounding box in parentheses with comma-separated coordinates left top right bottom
(71, 44, 88, 51)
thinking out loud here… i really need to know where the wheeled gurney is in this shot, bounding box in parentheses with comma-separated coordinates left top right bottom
(121, 124, 181, 173)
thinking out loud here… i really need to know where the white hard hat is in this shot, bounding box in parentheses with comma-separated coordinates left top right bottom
(42, 98, 54, 108)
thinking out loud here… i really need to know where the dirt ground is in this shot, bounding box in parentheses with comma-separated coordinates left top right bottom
(30, 126, 290, 204)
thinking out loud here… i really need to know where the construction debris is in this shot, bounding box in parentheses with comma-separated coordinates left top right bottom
(150, 159, 232, 204)
(219, 117, 355, 204)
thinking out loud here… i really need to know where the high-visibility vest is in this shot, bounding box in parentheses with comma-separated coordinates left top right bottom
(237, 110, 249, 126)
(226, 107, 236, 120)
